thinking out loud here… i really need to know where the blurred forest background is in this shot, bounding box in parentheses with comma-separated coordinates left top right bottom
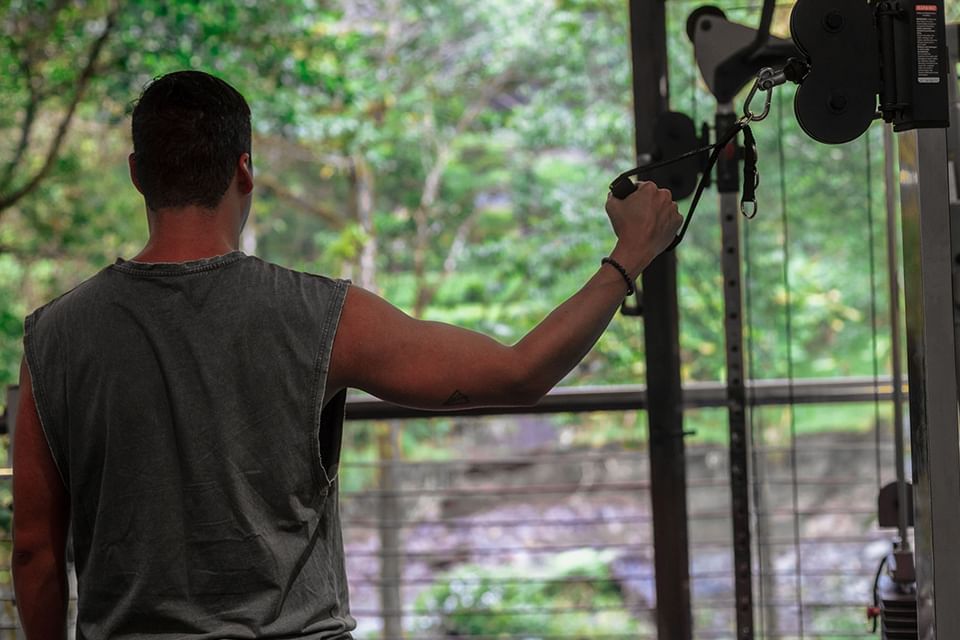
(8, 0, 958, 395)
(3, 0, 960, 637)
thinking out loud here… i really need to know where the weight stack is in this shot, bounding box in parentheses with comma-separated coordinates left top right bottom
(877, 574, 918, 639)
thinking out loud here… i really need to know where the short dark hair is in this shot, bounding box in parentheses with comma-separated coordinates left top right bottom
(131, 70, 251, 211)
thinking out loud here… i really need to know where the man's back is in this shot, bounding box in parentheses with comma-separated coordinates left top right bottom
(24, 251, 356, 639)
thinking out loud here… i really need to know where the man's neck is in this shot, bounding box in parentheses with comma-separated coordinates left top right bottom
(131, 242, 239, 264)
(132, 207, 241, 263)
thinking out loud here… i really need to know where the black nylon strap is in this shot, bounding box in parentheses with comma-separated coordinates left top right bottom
(608, 119, 750, 251)
(610, 121, 745, 251)
(741, 124, 759, 219)
(664, 120, 745, 251)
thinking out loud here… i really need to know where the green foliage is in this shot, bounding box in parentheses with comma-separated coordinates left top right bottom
(0, 4, 910, 638)
(809, 606, 874, 639)
(412, 549, 651, 637)
(0, 1, 908, 516)
(0, 0, 900, 395)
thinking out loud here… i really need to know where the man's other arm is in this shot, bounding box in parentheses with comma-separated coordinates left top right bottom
(12, 358, 69, 639)
(328, 183, 681, 410)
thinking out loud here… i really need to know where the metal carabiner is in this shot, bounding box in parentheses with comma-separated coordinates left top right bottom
(741, 68, 775, 124)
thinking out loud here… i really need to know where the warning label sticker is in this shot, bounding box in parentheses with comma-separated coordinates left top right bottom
(916, 4, 940, 84)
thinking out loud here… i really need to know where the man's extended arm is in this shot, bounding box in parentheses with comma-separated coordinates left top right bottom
(12, 358, 70, 639)
(327, 183, 682, 409)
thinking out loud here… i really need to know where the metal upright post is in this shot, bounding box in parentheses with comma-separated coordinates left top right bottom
(628, 1, 693, 638)
(715, 104, 756, 640)
(883, 125, 910, 553)
(944, 24, 960, 394)
(897, 127, 960, 639)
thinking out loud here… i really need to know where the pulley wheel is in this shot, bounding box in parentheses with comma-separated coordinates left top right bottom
(686, 6, 727, 43)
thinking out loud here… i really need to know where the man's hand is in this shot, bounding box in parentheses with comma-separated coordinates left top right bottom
(604, 180, 683, 278)
(327, 186, 684, 411)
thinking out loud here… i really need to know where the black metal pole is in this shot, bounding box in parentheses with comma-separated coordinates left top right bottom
(715, 105, 757, 640)
(628, 1, 693, 638)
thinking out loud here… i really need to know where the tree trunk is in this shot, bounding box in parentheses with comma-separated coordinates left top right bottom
(349, 154, 403, 638)
(376, 421, 404, 639)
(351, 155, 379, 293)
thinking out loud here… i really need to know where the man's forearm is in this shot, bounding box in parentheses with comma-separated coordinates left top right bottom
(13, 549, 68, 639)
(511, 245, 648, 401)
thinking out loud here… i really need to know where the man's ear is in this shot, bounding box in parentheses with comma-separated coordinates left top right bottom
(128, 153, 144, 195)
(236, 153, 253, 196)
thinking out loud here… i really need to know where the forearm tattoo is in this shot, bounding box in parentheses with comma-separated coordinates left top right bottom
(443, 390, 470, 406)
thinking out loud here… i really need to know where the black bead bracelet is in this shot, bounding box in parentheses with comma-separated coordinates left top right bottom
(601, 257, 635, 296)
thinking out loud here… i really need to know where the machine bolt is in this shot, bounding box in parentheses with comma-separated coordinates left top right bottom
(828, 92, 848, 113)
(823, 11, 844, 32)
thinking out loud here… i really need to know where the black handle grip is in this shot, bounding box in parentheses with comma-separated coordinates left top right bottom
(609, 175, 639, 199)
(610, 174, 681, 252)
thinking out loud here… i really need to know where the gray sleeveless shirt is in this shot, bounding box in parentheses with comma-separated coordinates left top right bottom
(23, 251, 356, 639)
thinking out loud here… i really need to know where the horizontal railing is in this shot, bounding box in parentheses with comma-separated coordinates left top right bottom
(0, 375, 904, 481)
(343, 375, 906, 419)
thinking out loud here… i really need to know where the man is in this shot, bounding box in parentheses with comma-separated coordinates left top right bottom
(13, 70, 680, 638)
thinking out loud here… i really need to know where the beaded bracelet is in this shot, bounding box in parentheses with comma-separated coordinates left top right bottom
(601, 257, 635, 296)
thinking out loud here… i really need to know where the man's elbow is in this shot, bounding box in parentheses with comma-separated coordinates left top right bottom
(12, 529, 65, 573)
(11, 547, 36, 572)
(11, 540, 54, 573)
(500, 362, 552, 407)
(11, 544, 52, 588)
(516, 380, 552, 406)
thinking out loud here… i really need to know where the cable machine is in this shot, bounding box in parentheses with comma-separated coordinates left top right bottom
(615, 0, 958, 637)
(774, 4, 959, 638)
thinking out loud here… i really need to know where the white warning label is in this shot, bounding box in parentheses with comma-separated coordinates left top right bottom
(916, 4, 940, 84)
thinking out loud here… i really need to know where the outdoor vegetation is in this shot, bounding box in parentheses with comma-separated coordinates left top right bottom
(2, 0, 954, 638)
(412, 550, 651, 637)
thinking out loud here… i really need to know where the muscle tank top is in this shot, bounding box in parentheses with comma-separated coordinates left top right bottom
(23, 251, 356, 639)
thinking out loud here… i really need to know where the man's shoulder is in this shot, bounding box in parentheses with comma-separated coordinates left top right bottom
(26, 265, 115, 327)
(244, 255, 350, 290)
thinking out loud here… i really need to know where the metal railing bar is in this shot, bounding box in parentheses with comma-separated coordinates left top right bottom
(344, 376, 907, 420)
(399, 634, 871, 640)
(341, 507, 877, 528)
(352, 600, 875, 617)
(399, 635, 656, 640)
(339, 476, 883, 498)
(349, 569, 886, 587)
(343, 535, 888, 558)
(335, 443, 896, 470)
(340, 481, 651, 498)
(399, 634, 875, 640)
